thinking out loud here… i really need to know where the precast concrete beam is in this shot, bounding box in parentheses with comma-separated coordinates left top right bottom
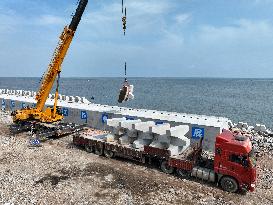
(119, 119, 142, 129)
(149, 123, 171, 135)
(132, 121, 155, 132)
(106, 118, 127, 128)
(166, 125, 189, 139)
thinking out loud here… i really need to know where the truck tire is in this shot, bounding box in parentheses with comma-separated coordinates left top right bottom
(176, 169, 191, 179)
(220, 176, 238, 193)
(104, 149, 114, 158)
(85, 145, 93, 153)
(160, 160, 174, 174)
(94, 147, 103, 156)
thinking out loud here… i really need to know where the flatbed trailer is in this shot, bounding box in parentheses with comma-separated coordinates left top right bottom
(73, 128, 257, 193)
(73, 129, 203, 177)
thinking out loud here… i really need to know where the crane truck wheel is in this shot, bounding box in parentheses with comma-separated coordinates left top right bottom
(94, 147, 103, 156)
(160, 160, 174, 174)
(220, 176, 238, 193)
(104, 150, 115, 158)
(85, 144, 93, 153)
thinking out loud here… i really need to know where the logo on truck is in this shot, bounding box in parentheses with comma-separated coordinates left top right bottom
(192, 127, 205, 139)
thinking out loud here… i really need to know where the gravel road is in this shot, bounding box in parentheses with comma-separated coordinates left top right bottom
(0, 111, 272, 205)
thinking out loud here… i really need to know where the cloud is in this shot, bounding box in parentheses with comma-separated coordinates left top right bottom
(175, 13, 191, 24)
(197, 19, 273, 45)
(36, 15, 66, 26)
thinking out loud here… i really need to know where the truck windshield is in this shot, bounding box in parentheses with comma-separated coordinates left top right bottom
(249, 149, 256, 167)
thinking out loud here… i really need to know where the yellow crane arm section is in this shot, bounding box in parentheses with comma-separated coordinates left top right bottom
(12, 0, 88, 123)
(35, 27, 74, 112)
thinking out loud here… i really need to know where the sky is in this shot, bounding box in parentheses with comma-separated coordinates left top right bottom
(0, 0, 273, 78)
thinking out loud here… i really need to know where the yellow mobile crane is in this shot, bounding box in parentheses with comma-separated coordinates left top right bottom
(10, 0, 89, 138)
(12, 0, 88, 124)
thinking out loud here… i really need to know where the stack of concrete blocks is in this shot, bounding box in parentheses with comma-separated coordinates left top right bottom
(166, 125, 190, 155)
(132, 121, 156, 149)
(118, 119, 142, 145)
(149, 123, 171, 149)
(106, 118, 127, 142)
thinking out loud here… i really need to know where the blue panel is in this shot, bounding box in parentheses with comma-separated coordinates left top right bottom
(126, 116, 135, 120)
(81, 111, 88, 119)
(11, 100, 15, 107)
(22, 103, 26, 109)
(192, 127, 205, 139)
(63, 108, 69, 116)
(155, 121, 164, 125)
(1, 99, 5, 106)
(101, 113, 108, 123)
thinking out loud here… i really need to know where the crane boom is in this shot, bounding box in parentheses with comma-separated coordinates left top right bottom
(36, 0, 88, 112)
(12, 0, 88, 123)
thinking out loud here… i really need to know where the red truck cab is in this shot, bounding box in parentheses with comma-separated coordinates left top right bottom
(214, 129, 256, 192)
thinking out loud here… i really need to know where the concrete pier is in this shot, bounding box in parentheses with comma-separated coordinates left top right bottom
(0, 88, 230, 152)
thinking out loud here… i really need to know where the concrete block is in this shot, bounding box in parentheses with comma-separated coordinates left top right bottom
(254, 124, 261, 131)
(149, 123, 171, 135)
(237, 122, 243, 129)
(119, 135, 130, 145)
(166, 125, 189, 139)
(260, 125, 267, 132)
(107, 118, 127, 128)
(242, 122, 248, 129)
(132, 121, 155, 132)
(119, 119, 142, 129)
(68, 96, 75, 102)
(74, 96, 80, 103)
(133, 139, 152, 149)
(105, 134, 115, 142)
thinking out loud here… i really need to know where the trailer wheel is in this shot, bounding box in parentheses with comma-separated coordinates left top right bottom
(220, 176, 238, 193)
(160, 160, 174, 174)
(104, 149, 114, 158)
(176, 169, 191, 179)
(94, 147, 103, 156)
(85, 145, 93, 153)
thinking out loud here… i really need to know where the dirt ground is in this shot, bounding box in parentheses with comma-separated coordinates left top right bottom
(0, 111, 272, 205)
